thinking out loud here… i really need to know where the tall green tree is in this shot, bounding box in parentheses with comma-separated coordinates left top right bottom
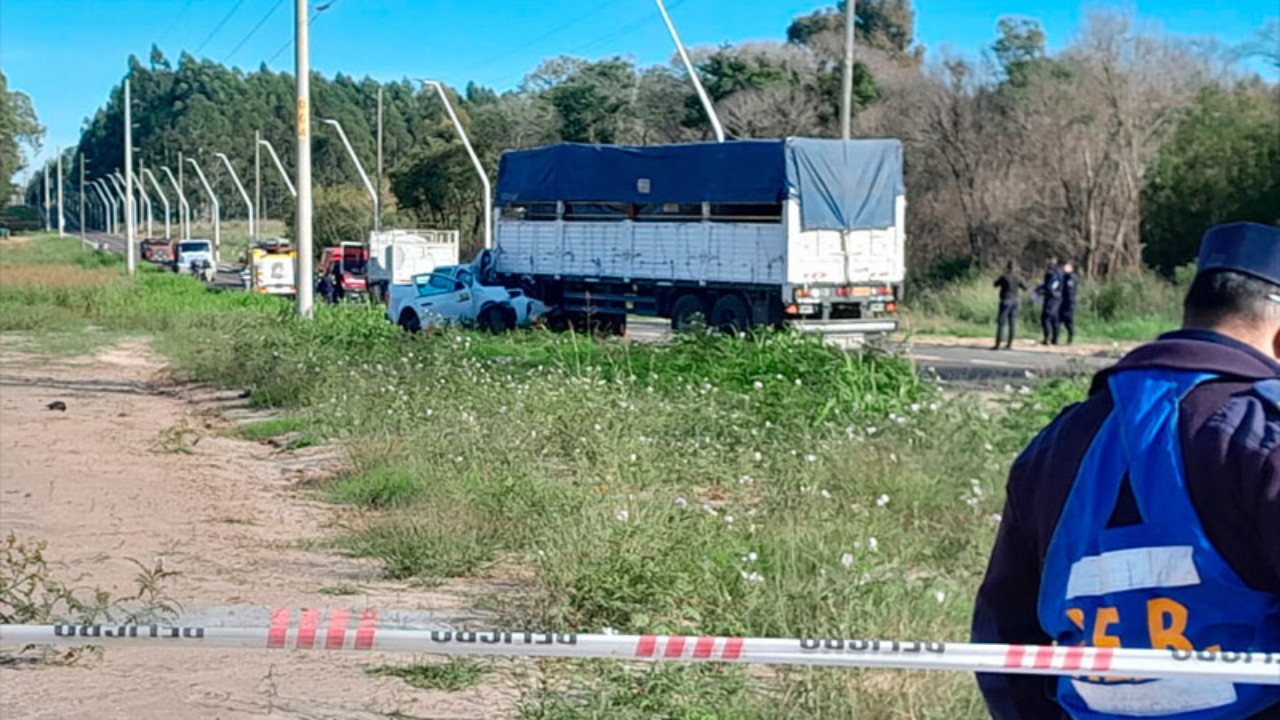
(0, 70, 45, 199)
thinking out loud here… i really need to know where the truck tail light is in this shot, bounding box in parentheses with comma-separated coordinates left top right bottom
(886, 302, 898, 312)
(784, 303, 800, 316)
(795, 288, 810, 299)
(836, 287, 849, 297)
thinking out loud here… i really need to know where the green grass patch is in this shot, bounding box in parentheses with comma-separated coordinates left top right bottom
(237, 416, 309, 441)
(370, 658, 489, 692)
(329, 467, 421, 508)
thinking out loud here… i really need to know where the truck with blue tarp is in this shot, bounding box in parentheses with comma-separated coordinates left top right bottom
(487, 137, 906, 334)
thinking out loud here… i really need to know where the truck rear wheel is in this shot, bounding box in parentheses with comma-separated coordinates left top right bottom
(710, 294, 750, 334)
(670, 295, 707, 333)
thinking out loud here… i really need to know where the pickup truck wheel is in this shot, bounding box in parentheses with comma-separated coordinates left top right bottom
(478, 305, 515, 334)
(710, 294, 750, 334)
(670, 295, 707, 333)
(398, 309, 422, 333)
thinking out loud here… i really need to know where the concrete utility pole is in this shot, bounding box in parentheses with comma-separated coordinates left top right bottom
(257, 139, 296, 197)
(254, 130, 262, 239)
(295, 0, 314, 318)
(186, 157, 221, 258)
(321, 119, 378, 231)
(79, 154, 87, 247)
(124, 78, 137, 275)
(142, 168, 171, 240)
(654, 0, 724, 143)
(841, 0, 856, 140)
(376, 86, 383, 231)
(42, 164, 50, 232)
(161, 166, 191, 241)
(424, 80, 491, 249)
(56, 149, 65, 237)
(215, 153, 255, 243)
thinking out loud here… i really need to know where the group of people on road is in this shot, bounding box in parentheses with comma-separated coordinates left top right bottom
(993, 257, 1079, 350)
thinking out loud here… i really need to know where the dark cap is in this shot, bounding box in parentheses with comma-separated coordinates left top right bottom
(1197, 222, 1280, 287)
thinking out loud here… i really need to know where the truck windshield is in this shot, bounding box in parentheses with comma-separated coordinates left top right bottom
(341, 258, 367, 274)
(179, 242, 210, 253)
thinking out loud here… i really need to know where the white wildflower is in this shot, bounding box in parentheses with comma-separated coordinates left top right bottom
(674, 497, 688, 508)
(615, 510, 629, 522)
(935, 591, 947, 604)
(805, 454, 818, 463)
(743, 552, 758, 563)
(875, 493, 890, 507)
(841, 552, 855, 569)
(867, 537, 879, 551)
(753, 380, 764, 390)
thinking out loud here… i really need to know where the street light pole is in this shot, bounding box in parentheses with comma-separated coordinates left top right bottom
(423, 80, 491, 249)
(654, 0, 724, 143)
(321, 118, 378, 231)
(56, 149, 65, 237)
(186, 157, 221, 259)
(89, 181, 113, 245)
(214, 153, 255, 245)
(124, 78, 136, 275)
(257, 139, 297, 197)
(295, 0, 315, 318)
(42, 163, 50, 232)
(141, 168, 171, 240)
(376, 86, 383, 231)
(132, 171, 153, 238)
(79, 154, 87, 247)
(254, 130, 262, 239)
(106, 173, 128, 235)
(841, 0, 856, 140)
(161, 166, 191, 241)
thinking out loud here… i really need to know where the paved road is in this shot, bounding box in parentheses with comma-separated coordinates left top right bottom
(85, 231, 1117, 383)
(626, 316, 1114, 382)
(87, 231, 245, 290)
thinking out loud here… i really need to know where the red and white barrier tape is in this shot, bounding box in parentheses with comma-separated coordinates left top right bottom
(2, 607, 1277, 685)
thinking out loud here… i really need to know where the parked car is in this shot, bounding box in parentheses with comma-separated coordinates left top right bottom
(175, 239, 216, 282)
(387, 251, 547, 333)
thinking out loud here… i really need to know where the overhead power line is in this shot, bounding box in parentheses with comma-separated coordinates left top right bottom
(266, 0, 342, 66)
(225, 0, 287, 63)
(195, 0, 250, 55)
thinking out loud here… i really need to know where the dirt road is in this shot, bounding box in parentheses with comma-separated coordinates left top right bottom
(0, 339, 520, 719)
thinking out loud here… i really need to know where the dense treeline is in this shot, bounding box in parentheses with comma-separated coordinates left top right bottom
(19, 2, 1280, 274)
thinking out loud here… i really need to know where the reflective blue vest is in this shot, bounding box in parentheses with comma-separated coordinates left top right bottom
(1038, 368, 1280, 719)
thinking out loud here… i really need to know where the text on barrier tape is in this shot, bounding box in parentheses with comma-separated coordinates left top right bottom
(1, 606, 1277, 685)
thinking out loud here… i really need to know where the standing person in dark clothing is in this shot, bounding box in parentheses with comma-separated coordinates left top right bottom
(1059, 261, 1079, 344)
(316, 271, 336, 305)
(330, 266, 346, 304)
(993, 261, 1027, 350)
(971, 222, 1280, 720)
(1038, 257, 1064, 345)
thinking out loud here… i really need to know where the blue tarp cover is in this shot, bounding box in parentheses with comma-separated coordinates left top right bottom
(495, 138, 903, 232)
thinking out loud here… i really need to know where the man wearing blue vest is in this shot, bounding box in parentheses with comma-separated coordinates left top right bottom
(972, 222, 1280, 719)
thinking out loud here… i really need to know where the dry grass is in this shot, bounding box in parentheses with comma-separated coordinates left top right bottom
(0, 263, 120, 290)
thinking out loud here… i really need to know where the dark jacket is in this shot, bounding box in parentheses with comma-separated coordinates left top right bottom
(1061, 272, 1078, 309)
(1039, 268, 1064, 301)
(972, 329, 1280, 719)
(995, 274, 1027, 304)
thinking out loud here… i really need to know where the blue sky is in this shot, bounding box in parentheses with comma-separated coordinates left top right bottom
(3, 0, 1276, 182)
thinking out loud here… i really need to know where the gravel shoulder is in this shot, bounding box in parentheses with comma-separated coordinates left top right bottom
(0, 338, 522, 719)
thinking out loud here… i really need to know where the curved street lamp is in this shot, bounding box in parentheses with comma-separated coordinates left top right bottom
(422, 80, 491, 249)
(141, 168, 171, 240)
(320, 118, 379, 231)
(186, 157, 221, 258)
(215, 152, 255, 243)
(161, 166, 192, 241)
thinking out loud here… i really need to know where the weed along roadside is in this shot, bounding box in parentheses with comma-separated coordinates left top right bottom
(1, 235, 1089, 718)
